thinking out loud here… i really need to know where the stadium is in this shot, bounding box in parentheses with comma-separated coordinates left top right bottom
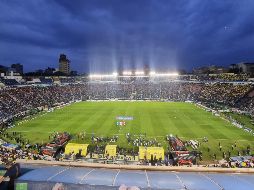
(1, 1, 254, 190)
(1, 71, 254, 189)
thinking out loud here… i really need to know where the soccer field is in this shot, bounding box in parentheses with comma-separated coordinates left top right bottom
(8, 101, 254, 161)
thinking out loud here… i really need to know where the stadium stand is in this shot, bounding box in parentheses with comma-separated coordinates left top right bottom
(39, 77, 53, 85)
(0, 79, 19, 86)
(0, 74, 254, 189)
(0, 80, 253, 122)
(59, 77, 76, 84)
(235, 87, 254, 114)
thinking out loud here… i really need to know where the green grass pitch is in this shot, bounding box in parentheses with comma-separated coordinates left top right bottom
(8, 101, 254, 161)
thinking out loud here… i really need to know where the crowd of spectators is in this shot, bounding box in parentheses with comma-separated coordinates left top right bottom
(197, 83, 252, 106)
(177, 73, 250, 82)
(0, 84, 87, 121)
(0, 146, 43, 164)
(0, 80, 254, 122)
(235, 87, 254, 115)
(0, 77, 253, 190)
(126, 133, 161, 147)
(0, 131, 44, 165)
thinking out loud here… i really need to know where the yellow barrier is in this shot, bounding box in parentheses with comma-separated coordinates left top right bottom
(139, 146, 164, 160)
(65, 143, 89, 156)
(105, 145, 117, 157)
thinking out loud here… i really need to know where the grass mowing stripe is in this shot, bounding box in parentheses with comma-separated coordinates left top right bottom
(6, 101, 254, 161)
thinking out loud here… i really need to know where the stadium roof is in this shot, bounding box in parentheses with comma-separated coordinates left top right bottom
(16, 165, 254, 190)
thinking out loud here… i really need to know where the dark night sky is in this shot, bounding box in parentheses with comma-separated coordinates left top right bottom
(0, 0, 254, 73)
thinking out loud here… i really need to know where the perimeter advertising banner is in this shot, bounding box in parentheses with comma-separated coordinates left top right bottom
(139, 146, 164, 160)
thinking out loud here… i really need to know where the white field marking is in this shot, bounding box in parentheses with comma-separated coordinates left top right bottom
(112, 169, 120, 186)
(78, 169, 95, 184)
(7, 132, 253, 142)
(145, 170, 151, 187)
(179, 137, 254, 142)
(44, 120, 60, 122)
(200, 173, 224, 190)
(85, 133, 126, 136)
(146, 136, 165, 138)
(47, 167, 69, 181)
(173, 173, 187, 190)
(8, 131, 52, 134)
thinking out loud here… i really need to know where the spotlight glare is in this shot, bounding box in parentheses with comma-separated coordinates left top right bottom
(135, 71, 144, 75)
(123, 71, 132, 75)
(112, 72, 118, 76)
(89, 73, 118, 78)
(154, 73, 179, 76)
(149, 71, 156, 75)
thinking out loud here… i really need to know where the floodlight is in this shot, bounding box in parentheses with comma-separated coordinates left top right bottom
(123, 71, 132, 75)
(149, 71, 156, 76)
(112, 72, 118, 77)
(135, 71, 144, 75)
(154, 73, 179, 77)
(89, 73, 118, 78)
(89, 74, 99, 78)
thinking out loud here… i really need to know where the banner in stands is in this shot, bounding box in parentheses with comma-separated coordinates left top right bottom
(105, 145, 117, 157)
(1, 143, 20, 150)
(65, 143, 89, 156)
(139, 147, 164, 160)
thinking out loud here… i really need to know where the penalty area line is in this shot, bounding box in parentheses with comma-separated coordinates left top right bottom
(8, 131, 52, 133)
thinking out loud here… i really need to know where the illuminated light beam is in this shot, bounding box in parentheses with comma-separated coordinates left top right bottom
(122, 71, 132, 75)
(149, 71, 179, 76)
(89, 73, 118, 78)
(119, 75, 148, 78)
(135, 71, 144, 75)
(153, 73, 179, 76)
(149, 71, 156, 76)
(89, 72, 178, 78)
(112, 72, 118, 76)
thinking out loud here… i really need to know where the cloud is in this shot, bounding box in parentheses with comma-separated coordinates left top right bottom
(0, 0, 254, 72)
